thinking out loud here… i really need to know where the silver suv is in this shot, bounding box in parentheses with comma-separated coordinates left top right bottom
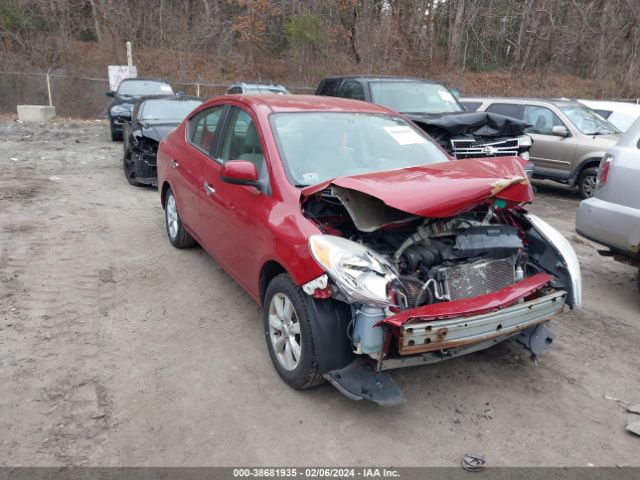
(576, 117, 640, 291)
(461, 97, 620, 198)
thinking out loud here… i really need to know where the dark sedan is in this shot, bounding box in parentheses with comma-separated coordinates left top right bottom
(123, 95, 202, 186)
(106, 78, 174, 141)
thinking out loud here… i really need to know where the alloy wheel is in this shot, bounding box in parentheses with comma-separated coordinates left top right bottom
(268, 292, 302, 371)
(166, 194, 179, 240)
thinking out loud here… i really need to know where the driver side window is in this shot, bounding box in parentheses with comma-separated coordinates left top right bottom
(218, 107, 265, 175)
(523, 105, 564, 135)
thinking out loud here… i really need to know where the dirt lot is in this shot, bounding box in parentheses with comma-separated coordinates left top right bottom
(1, 118, 639, 467)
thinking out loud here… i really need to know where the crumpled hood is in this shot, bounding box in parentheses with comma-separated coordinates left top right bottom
(140, 122, 179, 142)
(408, 112, 532, 138)
(302, 156, 534, 230)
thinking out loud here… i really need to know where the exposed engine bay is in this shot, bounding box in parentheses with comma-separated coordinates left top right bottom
(304, 187, 533, 310)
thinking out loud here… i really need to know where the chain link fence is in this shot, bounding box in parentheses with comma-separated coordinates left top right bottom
(0, 71, 316, 119)
(2, 70, 639, 119)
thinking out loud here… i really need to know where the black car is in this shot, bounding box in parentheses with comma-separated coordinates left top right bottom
(316, 76, 534, 176)
(122, 95, 202, 186)
(106, 78, 174, 141)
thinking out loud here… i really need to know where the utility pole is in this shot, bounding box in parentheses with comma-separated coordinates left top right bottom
(126, 41, 133, 76)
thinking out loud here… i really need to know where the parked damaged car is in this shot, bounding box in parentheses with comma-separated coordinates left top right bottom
(316, 76, 535, 177)
(123, 95, 202, 186)
(106, 77, 174, 141)
(157, 95, 581, 405)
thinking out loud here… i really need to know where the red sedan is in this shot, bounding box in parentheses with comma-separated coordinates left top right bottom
(157, 95, 581, 405)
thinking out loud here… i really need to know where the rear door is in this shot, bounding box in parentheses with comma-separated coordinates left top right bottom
(173, 105, 225, 231)
(197, 105, 271, 289)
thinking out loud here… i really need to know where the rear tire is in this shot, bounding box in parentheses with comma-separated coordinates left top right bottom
(164, 187, 196, 249)
(110, 124, 122, 142)
(263, 274, 324, 390)
(578, 167, 598, 199)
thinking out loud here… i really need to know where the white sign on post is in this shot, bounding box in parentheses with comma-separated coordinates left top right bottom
(108, 65, 137, 92)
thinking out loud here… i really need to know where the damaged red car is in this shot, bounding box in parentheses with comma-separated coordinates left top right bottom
(157, 95, 581, 405)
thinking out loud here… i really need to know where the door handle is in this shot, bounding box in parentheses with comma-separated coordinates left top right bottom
(170, 159, 179, 169)
(203, 182, 216, 195)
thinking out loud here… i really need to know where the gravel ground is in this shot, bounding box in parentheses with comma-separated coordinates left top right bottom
(1, 118, 639, 467)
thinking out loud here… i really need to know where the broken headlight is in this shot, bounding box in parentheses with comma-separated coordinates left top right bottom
(308, 235, 399, 308)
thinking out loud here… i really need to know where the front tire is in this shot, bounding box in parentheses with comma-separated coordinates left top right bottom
(123, 149, 143, 187)
(578, 167, 598, 199)
(264, 274, 324, 390)
(164, 187, 196, 248)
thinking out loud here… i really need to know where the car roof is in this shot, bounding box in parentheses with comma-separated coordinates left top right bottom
(137, 94, 201, 103)
(460, 96, 583, 108)
(215, 94, 396, 114)
(320, 75, 443, 85)
(230, 82, 288, 89)
(119, 77, 171, 84)
(579, 99, 640, 113)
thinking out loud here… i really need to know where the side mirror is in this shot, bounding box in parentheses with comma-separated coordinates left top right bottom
(551, 125, 569, 137)
(220, 160, 260, 187)
(106, 91, 115, 98)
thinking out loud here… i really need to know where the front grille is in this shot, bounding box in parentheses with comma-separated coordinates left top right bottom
(450, 138, 519, 159)
(438, 258, 516, 301)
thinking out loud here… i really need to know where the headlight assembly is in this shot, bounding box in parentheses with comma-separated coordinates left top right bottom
(110, 104, 132, 115)
(308, 235, 399, 307)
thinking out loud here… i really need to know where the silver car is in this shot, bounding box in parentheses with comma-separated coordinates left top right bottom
(576, 116, 640, 290)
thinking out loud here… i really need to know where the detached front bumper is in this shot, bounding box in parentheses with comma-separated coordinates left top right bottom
(397, 289, 564, 355)
(381, 273, 563, 358)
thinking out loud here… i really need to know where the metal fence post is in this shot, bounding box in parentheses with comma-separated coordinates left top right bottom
(46, 68, 52, 107)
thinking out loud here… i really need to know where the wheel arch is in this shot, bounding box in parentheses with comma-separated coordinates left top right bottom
(569, 156, 603, 186)
(160, 181, 171, 209)
(259, 260, 288, 306)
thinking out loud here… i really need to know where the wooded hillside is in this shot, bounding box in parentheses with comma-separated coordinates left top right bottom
(1, 0, 639, 116)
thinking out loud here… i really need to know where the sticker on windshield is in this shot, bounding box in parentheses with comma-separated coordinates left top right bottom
(302, 172, 320, 183)
(438, 90, 456, 103)
(383, 126, 427, 145)
(160, 85, 172, 92)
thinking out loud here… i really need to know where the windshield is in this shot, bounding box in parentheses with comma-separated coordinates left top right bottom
(270, 112, 449, 187)
(560, 106, 619, 135)
(139, 99, 201, 122)
(369, 82, 464, 114)
(117, 80, 173, 96)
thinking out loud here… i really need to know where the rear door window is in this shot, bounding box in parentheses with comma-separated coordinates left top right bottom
(485, 103, 523, 119)
(318, 79, 341, 96)
(339, 80, 366, 101)
(188, 106, 225, 155)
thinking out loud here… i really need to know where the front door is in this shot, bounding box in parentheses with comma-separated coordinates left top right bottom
(522, 105, 577, 180)
(197, 106, 270, 291)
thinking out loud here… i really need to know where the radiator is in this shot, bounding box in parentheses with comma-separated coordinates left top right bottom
(438, 258, 516, 301)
